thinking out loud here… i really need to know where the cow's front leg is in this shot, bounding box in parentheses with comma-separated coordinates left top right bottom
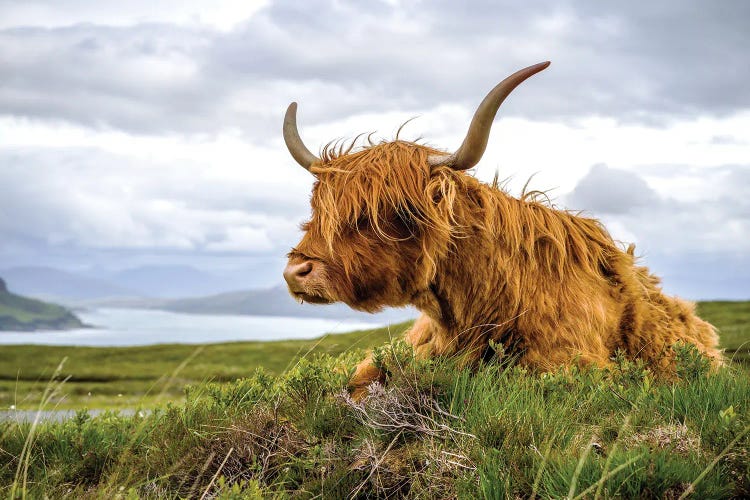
(348, 353, 385, 401)
(348, 315, 447, 400)
(406, 314, 452, 358)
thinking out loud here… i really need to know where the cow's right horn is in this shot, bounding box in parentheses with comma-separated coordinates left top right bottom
(284, 102, 320, 171)
(429, 61, 551, 171)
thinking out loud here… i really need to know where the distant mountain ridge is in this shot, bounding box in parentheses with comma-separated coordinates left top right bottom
(157, 286, 416, 323)
(1, 264, 282, 301)
(0, 266, 416, 323)
(0, 277, 86, 331)
(104, 265, 247, 298)
(1, 266, 137, 301)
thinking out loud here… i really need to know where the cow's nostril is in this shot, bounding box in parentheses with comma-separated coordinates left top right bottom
(284, 260, 315, 288)
(297, 262, 313, 277)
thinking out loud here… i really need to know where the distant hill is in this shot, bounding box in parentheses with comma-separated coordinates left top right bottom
(154, 285, 416, 323)
(105, 265, 245, 298)
(0, 266, 415, 323)
(0, 266, 137, 301)
(0, 277, 86, 331)
(1, 263, 285, 302)
(100, 262, 285, 298)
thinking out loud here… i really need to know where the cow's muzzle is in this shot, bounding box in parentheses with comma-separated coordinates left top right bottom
(283, 259, 332, 304)
(283, 260, 313, 291)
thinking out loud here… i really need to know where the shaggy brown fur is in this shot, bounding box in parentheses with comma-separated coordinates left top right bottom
(286, 140, 722, 398)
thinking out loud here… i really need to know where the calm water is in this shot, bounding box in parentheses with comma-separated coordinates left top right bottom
(0, 308, 384, 346)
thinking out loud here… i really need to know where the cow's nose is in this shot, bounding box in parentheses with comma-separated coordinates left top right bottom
(283, 260, 314, 289)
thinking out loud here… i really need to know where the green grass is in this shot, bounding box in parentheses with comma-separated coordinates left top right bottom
(0, 301, 748, 497)
(1, 300, 748, 411)
(697, 301, 750, 364)
(0, 322, 410, 410)
(1, 338, 748, 498)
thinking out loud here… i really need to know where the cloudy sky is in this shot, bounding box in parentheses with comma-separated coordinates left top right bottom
(1, 0, 748, 299)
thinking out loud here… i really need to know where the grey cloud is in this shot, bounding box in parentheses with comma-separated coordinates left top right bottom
(563, 163, 750, 298)
(568, 163, 750, 226)
(567, 163, 660, 215)
(0, 24, 221, 134)
(1, 0, 749, 135)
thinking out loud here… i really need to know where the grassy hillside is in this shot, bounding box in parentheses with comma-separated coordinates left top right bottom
(0, 301, 747, 410)
(0, 301, 748, 497)
(1, 336, 749, 497)
(0, 278, 85, 332)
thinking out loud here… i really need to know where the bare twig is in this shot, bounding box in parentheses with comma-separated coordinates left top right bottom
(350, 433, 401, 498)
(200, 447, 234, 500)
(340, 383, 476, 440)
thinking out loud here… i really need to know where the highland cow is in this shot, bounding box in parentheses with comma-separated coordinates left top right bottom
(282, 61, 722, 399)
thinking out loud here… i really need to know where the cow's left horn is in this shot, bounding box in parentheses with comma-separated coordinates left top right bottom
(429, 61, 551, 170)
(284, 102, 320, 171)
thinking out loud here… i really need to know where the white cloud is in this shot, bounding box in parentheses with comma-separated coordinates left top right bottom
(0, 143, 308, 254)
(2, 106, 749, 263)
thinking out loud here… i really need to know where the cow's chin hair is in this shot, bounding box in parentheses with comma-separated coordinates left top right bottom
(293, 292, 333, 305)
(342, 283, 414, 314)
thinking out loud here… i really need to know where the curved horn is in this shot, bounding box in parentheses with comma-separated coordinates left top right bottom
(283, 102, 320, 170)
(429, 61, 551, 170)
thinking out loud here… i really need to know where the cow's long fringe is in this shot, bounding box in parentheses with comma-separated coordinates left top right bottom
(311, 140, 617, 282)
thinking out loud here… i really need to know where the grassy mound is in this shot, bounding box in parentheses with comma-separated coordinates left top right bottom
(2, 341, 748, 498)
(1, 301, 747, 411)
(0, 322, 410, 410)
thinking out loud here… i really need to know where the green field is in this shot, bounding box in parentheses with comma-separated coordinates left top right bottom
(0, 322, 410, 410)
(693, 301, 750, 363)
(1, 301, 748, 411)
(1, 301, 748, 498)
